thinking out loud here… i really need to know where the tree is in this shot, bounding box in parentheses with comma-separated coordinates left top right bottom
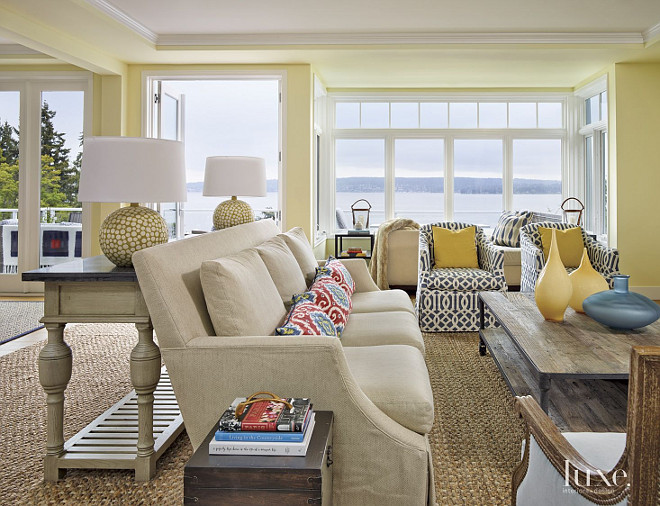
(0, 121, 19, 167)
(0, 118, 20, 211)
(41, 101, 77, 206)
(40, 154, 66, 209)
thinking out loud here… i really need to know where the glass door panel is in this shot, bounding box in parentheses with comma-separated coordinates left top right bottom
(0, 91, 20, 280)
(39, 91, 84, 268)
(453, 139, 503, 227)
(394, 139, 444, 224)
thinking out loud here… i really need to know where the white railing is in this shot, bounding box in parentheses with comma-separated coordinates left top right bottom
(0, 207, 83, 223)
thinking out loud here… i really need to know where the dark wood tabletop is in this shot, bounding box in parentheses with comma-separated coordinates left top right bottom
(22, 255, 137, 283)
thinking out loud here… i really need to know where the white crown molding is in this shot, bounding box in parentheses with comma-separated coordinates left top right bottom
(0, 43, 43, 55)
(643, 21, 660, 44)
(155, 31, 644, 47)
(85, 0, 157, 44)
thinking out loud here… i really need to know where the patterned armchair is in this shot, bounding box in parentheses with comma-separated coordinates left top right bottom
(416, 222, 507, 332)
(519, 222, 620, 293)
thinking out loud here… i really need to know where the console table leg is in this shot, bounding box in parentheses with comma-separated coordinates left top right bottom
(130, 321, 161, 482)
(539, 376, 551, 413)
(39, 323, 72, 481)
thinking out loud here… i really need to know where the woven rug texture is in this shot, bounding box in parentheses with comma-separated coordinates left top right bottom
(0, 301, 44, 344)
(0, 324, 525, 505)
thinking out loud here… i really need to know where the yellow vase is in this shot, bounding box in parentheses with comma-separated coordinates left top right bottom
(535, 229, 573, 322)
(568, 248, 609, 313)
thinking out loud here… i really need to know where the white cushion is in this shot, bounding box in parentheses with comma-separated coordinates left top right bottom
(516, 432, 626, 506)
(351, 289, 414, 314)
(344, 345, 434, 434)
(200, 248, 286, 336)
(279, 227, 318, 285)
(341, 311, 424, 353)
(256, 235, 307, 303)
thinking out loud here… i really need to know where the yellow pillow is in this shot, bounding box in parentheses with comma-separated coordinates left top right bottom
(538, 227, 584, 268)
(432, 226, 479, 269)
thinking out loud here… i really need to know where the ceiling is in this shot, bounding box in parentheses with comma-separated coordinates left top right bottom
(0, 0, 659, 87)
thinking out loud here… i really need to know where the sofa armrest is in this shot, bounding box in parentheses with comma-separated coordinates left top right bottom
(418, 231, 432, 274)
(339, 258, 380, 292)
(520, 231, 544, 293)
(584, 236, 620, 287)
(164, 335, 431, 504)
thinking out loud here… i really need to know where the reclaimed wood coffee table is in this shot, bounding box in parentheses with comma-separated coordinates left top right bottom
(478, 292, 660, 431)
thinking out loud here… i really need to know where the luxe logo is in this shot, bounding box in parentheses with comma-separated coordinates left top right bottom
(564, 459, 628, 488)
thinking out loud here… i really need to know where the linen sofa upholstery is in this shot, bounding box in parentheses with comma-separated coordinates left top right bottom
(132, 220, 435, 506)
(416, 222, 507, 332)
(519, 221, 620, 293)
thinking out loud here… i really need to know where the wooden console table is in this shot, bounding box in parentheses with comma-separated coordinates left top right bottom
(23, 256, 184, 482)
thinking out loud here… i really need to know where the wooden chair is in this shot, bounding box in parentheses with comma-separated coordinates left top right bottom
(512, 346, 660, 505)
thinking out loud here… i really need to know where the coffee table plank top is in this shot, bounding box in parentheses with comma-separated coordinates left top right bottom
(480, 292, 660, 377)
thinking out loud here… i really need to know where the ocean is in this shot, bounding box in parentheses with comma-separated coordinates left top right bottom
(176, 191, 562, 234)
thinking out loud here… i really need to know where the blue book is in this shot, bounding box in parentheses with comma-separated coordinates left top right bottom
(215, 410, 312, 442)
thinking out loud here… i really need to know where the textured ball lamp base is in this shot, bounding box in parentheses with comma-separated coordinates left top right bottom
(213, 197, 255, 230)
(99, 204, 169, 267)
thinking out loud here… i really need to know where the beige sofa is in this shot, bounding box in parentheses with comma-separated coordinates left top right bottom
(133, 219, 435, 505)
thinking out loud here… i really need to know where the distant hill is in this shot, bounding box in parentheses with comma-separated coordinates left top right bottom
(188, 177, 560, 194)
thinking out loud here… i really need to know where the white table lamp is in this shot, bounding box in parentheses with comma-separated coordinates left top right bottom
(78, 136, 186, 267)
(203, 156, 267, 229)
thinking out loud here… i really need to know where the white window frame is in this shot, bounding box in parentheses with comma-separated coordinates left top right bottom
(142, 70, 287, 231)
(324, 92, 569, 234)
(575, 76, 608, 237)
(0, 72, 92, 294)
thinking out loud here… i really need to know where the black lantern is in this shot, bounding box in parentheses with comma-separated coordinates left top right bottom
(561, 197, 584, 226)
(351, 199, 371, 230)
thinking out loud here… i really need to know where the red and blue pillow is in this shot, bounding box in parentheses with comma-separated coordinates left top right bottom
(276, 298, 337, 337)
(294, 276, 351, 336)
(314, 256, 355, 297)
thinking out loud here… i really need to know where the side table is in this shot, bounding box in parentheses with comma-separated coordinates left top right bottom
(334, 232, 374, 259)
(23, 255, 184, 482)
(184, 411, 334, 505)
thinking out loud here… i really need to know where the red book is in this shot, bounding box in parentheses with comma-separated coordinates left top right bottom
(218, 397, 312, 432)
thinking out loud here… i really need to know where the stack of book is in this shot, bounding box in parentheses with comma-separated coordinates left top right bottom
(209, 397, 314, 456)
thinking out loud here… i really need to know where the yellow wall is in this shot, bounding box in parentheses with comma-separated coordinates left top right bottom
(123, 64, 314, 239)
(611, 63, 660, 291)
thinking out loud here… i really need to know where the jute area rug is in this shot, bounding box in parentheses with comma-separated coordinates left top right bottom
(0, 323, 525, 505)
(0, 301, 44, 344)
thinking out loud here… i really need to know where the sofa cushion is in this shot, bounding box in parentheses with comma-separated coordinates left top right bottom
(341, 311, 425, 353)
(201, 248, 286, 336)
(344, 345, 434, 434)
(492, 210, 532, 247)
(424, 267, 503, 291)
(351, 289, 414, 315)
(315, 257, 355, 297)
(432, 225, 479, 268)
(280, 227, 318, 284)
(296, 276, 352, 336)
(276, 299, 337, 337)
(497, 245, 522, 266)
(256, 235, 307, 303)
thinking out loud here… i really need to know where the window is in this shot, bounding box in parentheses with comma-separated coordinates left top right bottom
(330, 95, 567, 231)
(577, 78, 608, 236)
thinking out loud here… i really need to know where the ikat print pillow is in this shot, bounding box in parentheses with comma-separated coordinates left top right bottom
(295, 276, 352, 337)
(276, 298, 338, 337)
(314, 256, 356, 297)
(491, 210, 533, 248)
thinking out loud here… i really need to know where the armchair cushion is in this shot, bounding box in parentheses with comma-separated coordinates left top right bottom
(539, 226, 584, 267)
(492, 210, 532, 247)
(344, 345, 434, 434)
(201, 248, 287, 336)
(422, 267, 505, 292)
(276, 298, 338, 337)
(256, 235, 307, 302)
(432, 225, 479, 268)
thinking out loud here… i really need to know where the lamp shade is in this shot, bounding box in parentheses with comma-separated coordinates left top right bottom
(78, 136, 187, 203)
(203, 156, 267, 197)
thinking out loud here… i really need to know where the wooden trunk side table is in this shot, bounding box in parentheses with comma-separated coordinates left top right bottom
(23, 255, 184, 482)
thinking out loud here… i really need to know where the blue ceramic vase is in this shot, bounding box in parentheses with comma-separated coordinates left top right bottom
(583, 275, 660, 330)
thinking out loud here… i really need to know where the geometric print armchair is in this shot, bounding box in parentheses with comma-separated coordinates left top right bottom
(519, 221, 620, 293)
(416, 222, 507, 332)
